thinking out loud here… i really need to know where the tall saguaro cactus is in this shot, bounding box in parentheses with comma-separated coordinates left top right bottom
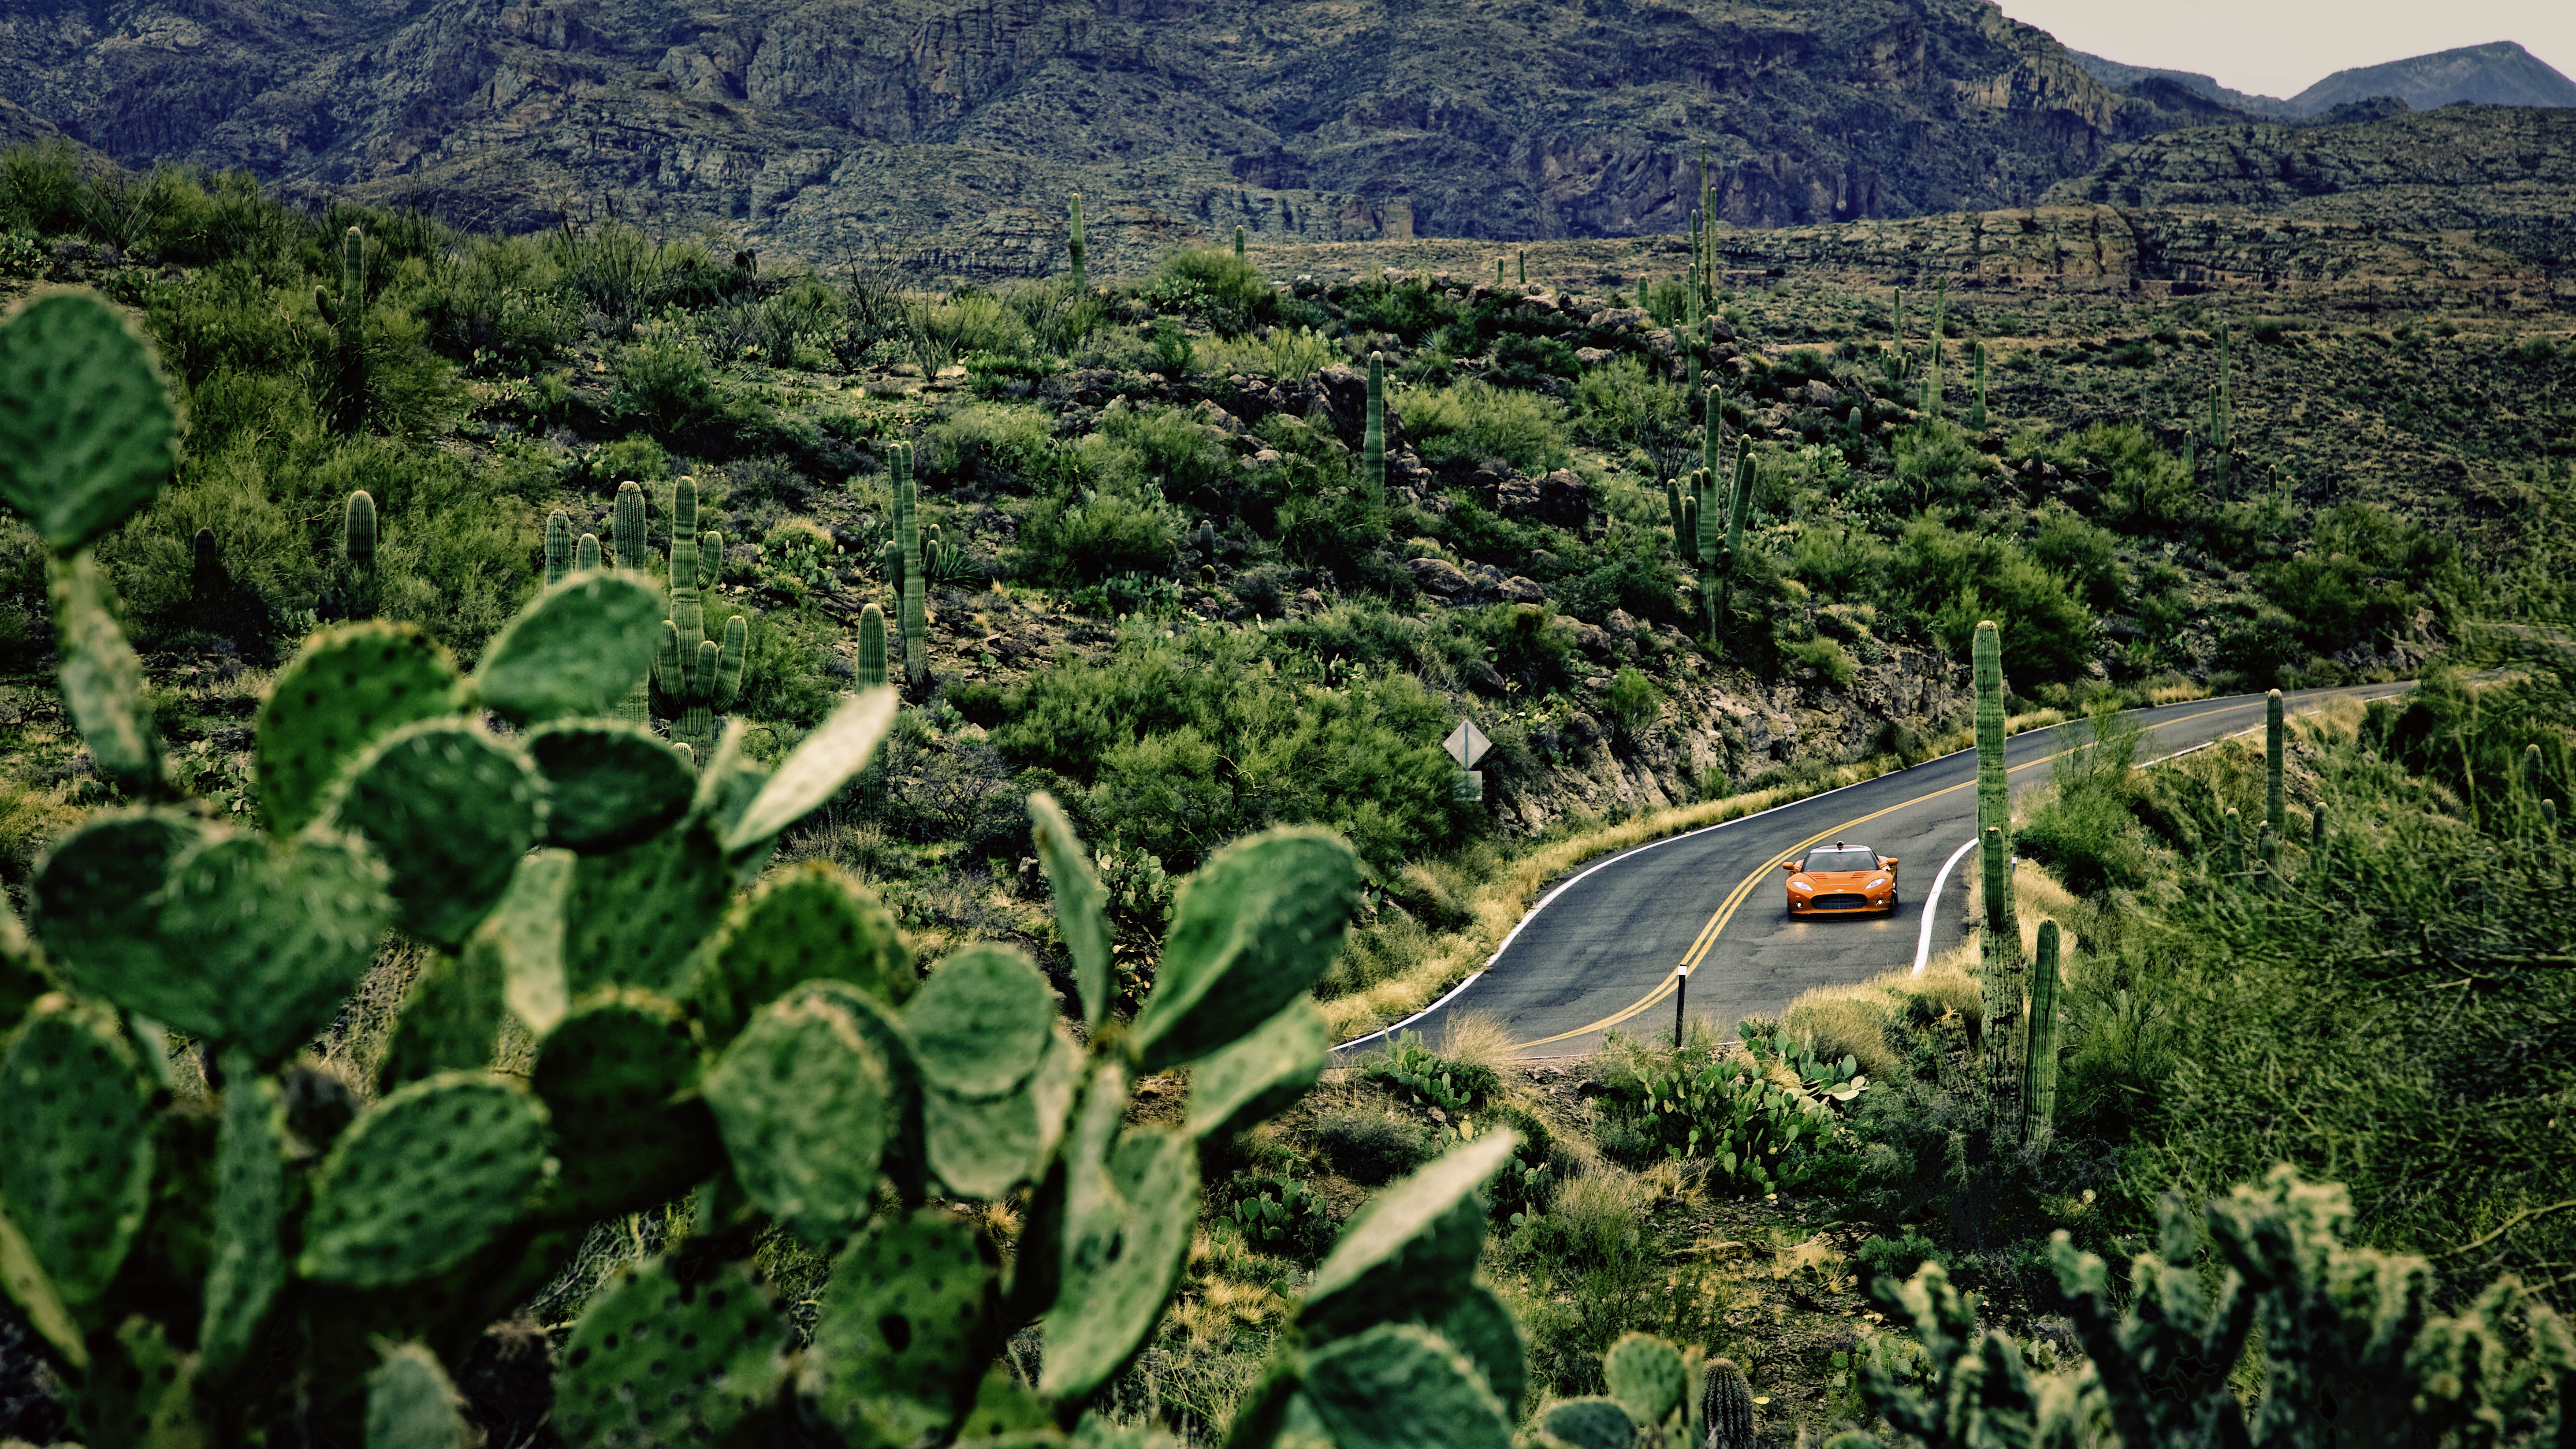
(342, 489, 378, 618)
(2265, 688, 2286, 837)
(1067, 194, 1087, 293)
(1973, 621, 2021, 1134)
(652, 475, 745, 753)
(1362, 352, 1388, 506)
(1969, 340, 1989, 432)
(315, 227, 368, 432)
(892, 442, 927, 689)
(2022, 919, 2061, 1141)
(1715, 452, 1753, 632)
(544, 511, 573, 588)
(608, 481, 651, 726)
(1921, 281, 1947, 419)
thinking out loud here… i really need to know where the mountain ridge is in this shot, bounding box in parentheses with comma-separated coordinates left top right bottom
(2070, 39, 2576, 121)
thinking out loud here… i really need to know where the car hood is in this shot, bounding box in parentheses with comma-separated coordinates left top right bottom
(1793, 870, 1880, 883)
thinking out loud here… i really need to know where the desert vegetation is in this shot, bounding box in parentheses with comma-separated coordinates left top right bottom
(0, 140, 2572, 1446)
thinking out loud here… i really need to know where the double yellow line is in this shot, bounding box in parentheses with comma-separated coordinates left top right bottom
(1504, 697, 2279, 1052)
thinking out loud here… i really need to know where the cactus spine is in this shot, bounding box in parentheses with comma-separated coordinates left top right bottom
(2023, 919, 2061, 1141)
(651, 476, 745, 752)
(2265, 688, 2286, 837)
(1362, 352, 1387, 507)
(856, 603, 888, 690)
(1067, 194, 1087, 293)
(544, 510, 572, 588)
(892, 442, 927, 689)
(1973, 621, 2021, 1134)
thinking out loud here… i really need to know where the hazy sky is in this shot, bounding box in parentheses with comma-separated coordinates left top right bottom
(1989, 0, 2576, 100)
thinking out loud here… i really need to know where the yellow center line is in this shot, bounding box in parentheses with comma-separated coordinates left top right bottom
(1504, 697, 2267, 1051)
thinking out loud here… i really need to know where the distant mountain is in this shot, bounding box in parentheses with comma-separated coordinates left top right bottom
(2074, 41, 2576, 123)
(2069, 52, 2300, 120)
(0, 0, 2260, 268)
(2287, 41, 2576, 114)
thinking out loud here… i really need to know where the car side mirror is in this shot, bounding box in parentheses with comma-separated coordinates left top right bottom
(1780, 860, 1798, 871)
(1883, 857, 1899, 867)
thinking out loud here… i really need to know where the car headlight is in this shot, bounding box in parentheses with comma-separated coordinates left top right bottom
(1867, 877, 1889, 890)
(1788, 879, 1813, 893)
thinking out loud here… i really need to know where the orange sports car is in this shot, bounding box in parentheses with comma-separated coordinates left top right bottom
(1783, 841, 1899, 915)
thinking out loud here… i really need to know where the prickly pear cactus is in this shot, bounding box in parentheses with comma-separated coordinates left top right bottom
(1303, 1323, 1511, 1449)
(691, 862, 912, 1048)
(257, 622, 463, 835)
(562, 817, 735, 995)
(298, 1073, 551, 1288)
(199, 1054, 286, 1379)
(1604, 1332, 1687, 1423)
(1029, 793, 1112, 1028)
(154, 826, 395, 1061)
(366, 1344, 472, 1449)
(1539, 1397, 1636, 1449)
(27, 808, 209, 1017)
(532, 989, 722, 1223)
(48, 550, 163, 791)
(906, 945, 1058, 1099)
(329, 720, 544, 949)
(0, 998, 157, 1307)
(1299, 1130, 1518, 1340)
(927, 1024, 1080, 1200)
(469, 572, 665, 725)
(1125, 827, 1360, 1070)
(1041, 1073, 1201, 1401)
(0, 290, 179, 554)
(801, 1208, 1000, 1446)
(526, 722, 696, 852)
(702, 991, 890, 1242)
(555, 1256, 788, 1449)
(1184, 995, 1327, 1143)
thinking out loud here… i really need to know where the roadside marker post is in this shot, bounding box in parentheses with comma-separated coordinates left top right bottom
(1445, 719, 1492, 804)
(1673, 963, 1690, 1047)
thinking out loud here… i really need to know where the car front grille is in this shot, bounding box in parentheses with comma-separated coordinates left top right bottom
(1810, 893, 1869, 911)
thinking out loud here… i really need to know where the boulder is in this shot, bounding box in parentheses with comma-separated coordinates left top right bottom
(1407, 556, 1475, 597)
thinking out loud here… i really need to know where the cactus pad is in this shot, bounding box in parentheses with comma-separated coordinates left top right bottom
(1043, 1116, 1199, 1401)
(299, 1073, 551, 1288)
(721, 689, 900, 853)
(48, 550, 163, 790)
(0, 290, 179, 552)
(786, 981, 926, 1200)
(366, 1344, 472, 1449)
(471, 574, 668, 725)
(532, 990, 721, 1223)
(703, 992, 888, 1242)
(1126, 828, 1360, 1069)
(556, 1255, 788, 1449)
(482, 848, 573, 1035)
(1430, 1284, 1527, 1418)
(1536, 1397, 1635, 1449)
(691, 863, 912, 1049)
(1301, 1132, 1517, 1339)
(331, 721, 543, 948)
(377, 946, 506, 1091)
(927, 1024, 1080, 1201)
(905, 945, 1055, 1100)
(1027, 793, 1111, 1028)
(801, 1208, 998, 1447)
(1303, 1323, 1512, 1449)
(1185, 995, 1327, 1142)
(79, 1315, 206, 1449)
(27, 808, 205, 1019)
(528, 723, 695, 852)
(1604, 1332, 1686, 1423)
(0, 998, 156, 1304)
(257, 622, 463, 835)
(563, 819, 733, 996)
(199, 1055, 286, 1380)
(156, 827, 394, 1062)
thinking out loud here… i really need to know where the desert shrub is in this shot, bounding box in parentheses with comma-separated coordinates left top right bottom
(1196, 326, 1335, 381)
(1602, 666, 1660, 734)
(2028, 505, 2126, 610)
(1404, 380, 1571, 473)
(1784, 636, 1858, 686)
(1015, 473, 1182, 586)
(1465, 603, 1578, 693)
(2045, 421, 2195, 532)
(2011, 706, 2156, 896)
(923, 402, 1065, 492)
(1142, 246, 1271, 336)
(1895, 516, 2096, 682)
(421, 232, 578, 369)
(1312, 1105, 1434, 1183)
(608, 332, 718, 436)
(1889, 421, 1991, 510)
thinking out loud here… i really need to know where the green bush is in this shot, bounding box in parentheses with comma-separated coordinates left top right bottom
(608, 332, 718, 436)
(1142, 246, 1272, 336)
(1895, 517, 2096, 681)
(1405, 379, 1571, 474)
(1014, 473, 1181, 586)
(1603, 666, 1660, 734)
(1313, 1106, 1435, 1183)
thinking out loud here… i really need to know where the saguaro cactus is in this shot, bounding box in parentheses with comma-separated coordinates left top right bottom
(651, 475, 745, 752)
(856, 603, 888, 690)
(607, 481, 651, 727)
(1067, 194, 1087, 293)
(342, 489, 378, 618)
(1715, 452, 1753, 633)
(1232, 225, 1245, 257)
(1362, 352, 1387, 506)
(2223, 805, 2245, 880)
(1969, 339, 1989, 431)
(315, 226, 367, 431)
(1921, 281, 1947, 419)
(2265, 688, 2286, 836)
(1973, 621, 2021, 1133)
(2022, 919, 2061, 1141)
(544, 511, 572, 588)
(891, 442, 927, 689)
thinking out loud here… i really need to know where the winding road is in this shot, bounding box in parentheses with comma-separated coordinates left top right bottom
(1337, 685, 2408, 1060)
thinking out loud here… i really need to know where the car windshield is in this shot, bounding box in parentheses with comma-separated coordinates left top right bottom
(1804, 849, 1879, 873)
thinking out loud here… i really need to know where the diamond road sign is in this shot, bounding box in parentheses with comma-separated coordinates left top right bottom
(1444, 720, 1491, 769)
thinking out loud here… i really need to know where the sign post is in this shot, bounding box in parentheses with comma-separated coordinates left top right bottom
(1674, 964, 1689, 1047)
(1444, 720, 1492, 803)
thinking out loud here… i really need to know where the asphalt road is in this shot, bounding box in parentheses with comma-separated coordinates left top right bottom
(1337, 684, 2408, 1060)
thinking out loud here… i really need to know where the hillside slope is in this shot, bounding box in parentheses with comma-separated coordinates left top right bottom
(2287, 40, 2576, 114)
(0, 0, 2233, 268)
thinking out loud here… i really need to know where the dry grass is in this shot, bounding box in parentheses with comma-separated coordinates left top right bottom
(1782, 955, 1983, 1078)
(1436, 1010, 1515, 1075)
(1320, 756, 1910, 1041)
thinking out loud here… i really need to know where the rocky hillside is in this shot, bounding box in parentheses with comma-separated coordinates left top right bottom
(2287, 41, 2576, 114)
(0, 0, 2240, 269)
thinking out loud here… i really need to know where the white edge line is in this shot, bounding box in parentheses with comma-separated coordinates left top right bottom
(1912, 837, 1983, 976)
(1326, 686, 2402, 1054)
